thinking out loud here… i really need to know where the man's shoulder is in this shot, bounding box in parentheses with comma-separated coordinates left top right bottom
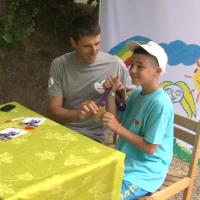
(99, 51, 124, 65)
(52, 52, 73, 64)
(50, 52, 75, 73)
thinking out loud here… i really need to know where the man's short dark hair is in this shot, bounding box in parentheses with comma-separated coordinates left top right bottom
(134, 47, 159, 67)
(71, 15, 100, 41)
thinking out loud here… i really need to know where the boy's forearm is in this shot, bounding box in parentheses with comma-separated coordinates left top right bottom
(116, 125, 158, 154)
(107, 91, 118, 117)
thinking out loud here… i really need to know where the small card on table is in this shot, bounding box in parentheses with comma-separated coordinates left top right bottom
(0, 127, 27, 141)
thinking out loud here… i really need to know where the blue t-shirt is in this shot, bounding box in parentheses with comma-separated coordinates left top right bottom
(116, 87, 174, 193)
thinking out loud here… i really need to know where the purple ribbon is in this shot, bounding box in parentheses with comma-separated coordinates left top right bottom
(100, 87, 126, 111)
(99, 87, 112, 106)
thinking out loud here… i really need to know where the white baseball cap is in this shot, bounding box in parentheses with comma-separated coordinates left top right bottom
(126, 41, 168, 74)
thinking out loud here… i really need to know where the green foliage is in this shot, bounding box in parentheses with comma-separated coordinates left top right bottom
(34, 0, 97, 48)
(0, 0, 38, 47)
(0, 0, 98, 48)
(174, 139, 200, 166)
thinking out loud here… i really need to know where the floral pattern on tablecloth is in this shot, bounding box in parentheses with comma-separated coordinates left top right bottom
(0, 152, 13, 165)
(64, 154, 90, 166)
(36, 151, 56, 160)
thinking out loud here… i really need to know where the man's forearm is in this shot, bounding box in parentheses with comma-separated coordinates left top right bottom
(48, 107, 79, 124)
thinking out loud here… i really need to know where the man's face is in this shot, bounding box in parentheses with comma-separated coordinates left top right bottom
(71, 34, 101, 63)
(129, 54, 160, 86)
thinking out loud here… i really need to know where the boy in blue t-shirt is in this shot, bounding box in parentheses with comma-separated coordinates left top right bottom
(102, 41, 174, 200)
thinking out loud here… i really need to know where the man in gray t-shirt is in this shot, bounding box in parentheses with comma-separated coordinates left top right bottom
(47, 15, 133, 143)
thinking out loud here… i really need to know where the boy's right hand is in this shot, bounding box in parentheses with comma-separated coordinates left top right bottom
(104, 75, 126, 101)
(103, 75, 124, 91)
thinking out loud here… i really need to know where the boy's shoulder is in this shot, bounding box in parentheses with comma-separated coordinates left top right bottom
(128, 87, 142, 99)
(129, 87, 173, 108)
(155, 88, 172, 103)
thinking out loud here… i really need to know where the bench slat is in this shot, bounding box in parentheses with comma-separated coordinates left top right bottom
(139, 177, 190, 200)
(174, 127, 195, 145)
(174, 114, 197, 132)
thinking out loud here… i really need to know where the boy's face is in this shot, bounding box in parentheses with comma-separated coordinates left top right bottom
(70, 34, 101, 63)
(129, 54, 161, 86)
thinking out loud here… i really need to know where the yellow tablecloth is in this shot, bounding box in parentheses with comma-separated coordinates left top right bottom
(0, 102, 125, 200)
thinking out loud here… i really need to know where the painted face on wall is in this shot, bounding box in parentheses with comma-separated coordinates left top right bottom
(164, 85, 184, 103)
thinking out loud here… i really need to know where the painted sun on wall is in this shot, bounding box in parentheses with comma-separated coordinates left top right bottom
(185, 59, 200, 103)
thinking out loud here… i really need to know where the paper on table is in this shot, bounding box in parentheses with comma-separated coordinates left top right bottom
(21, 117, 46, 127)
(0, 127, 27, 141)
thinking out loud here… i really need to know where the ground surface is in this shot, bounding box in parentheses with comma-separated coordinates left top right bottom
(169, 157, 200, 200)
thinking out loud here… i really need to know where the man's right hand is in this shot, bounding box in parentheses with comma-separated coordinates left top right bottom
(76, 100, 99, 120)
(48, 96, 99, 124)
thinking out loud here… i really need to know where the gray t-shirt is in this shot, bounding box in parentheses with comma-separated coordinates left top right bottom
(48, 51, 133, 143)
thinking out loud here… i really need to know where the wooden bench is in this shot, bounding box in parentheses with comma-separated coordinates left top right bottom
(139, 114, 200, 200)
